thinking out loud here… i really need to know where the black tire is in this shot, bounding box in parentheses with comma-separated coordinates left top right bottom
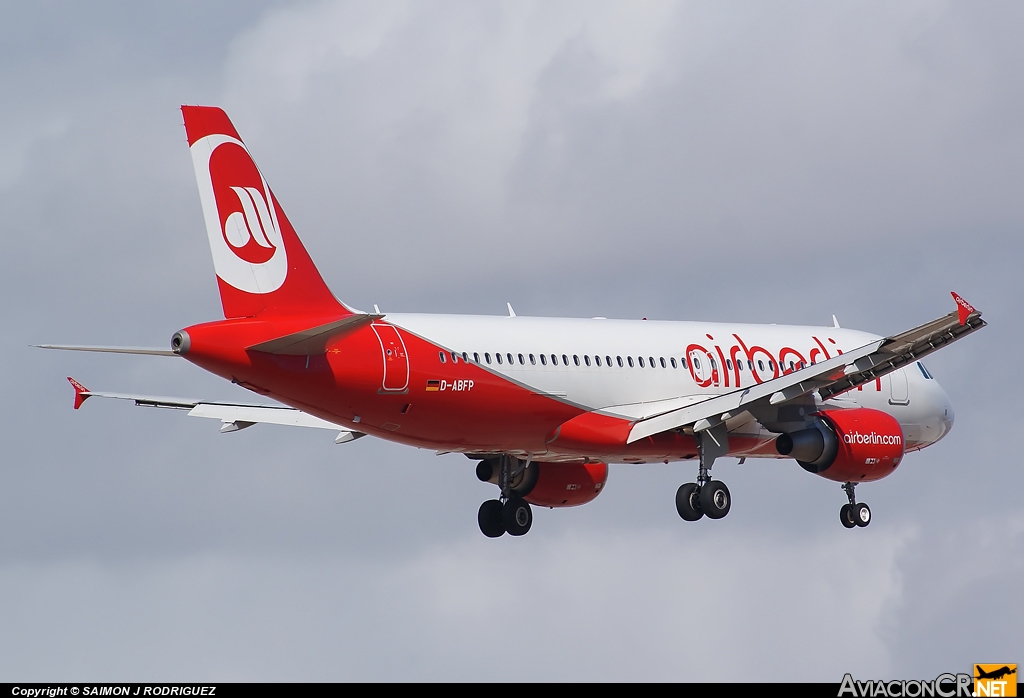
(502, 497, 533, 536)
(478, 500, 506, 538)
(854, 502, 871, 527)
(675, 483, 704, 521)
(699, 480, 731, 520)
(840, 504, 856, 528)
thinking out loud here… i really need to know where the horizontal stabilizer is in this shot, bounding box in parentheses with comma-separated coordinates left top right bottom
(65, 378, 364, 442)
(38, 345, 177, 356)
(247, 313, 383, 355)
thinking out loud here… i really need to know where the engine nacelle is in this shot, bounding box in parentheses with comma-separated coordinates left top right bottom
(476, 459, 608, 508)
(775, 408, 904, 483)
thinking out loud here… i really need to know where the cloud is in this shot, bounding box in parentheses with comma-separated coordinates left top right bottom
(0, 524, 911, 681)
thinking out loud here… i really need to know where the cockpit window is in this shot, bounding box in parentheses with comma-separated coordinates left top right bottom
(918, 362, 933, 380)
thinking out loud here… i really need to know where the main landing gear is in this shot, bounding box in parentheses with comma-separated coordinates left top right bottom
(476, 456, 533, 538)
(839, 482, 871, 528)
(676, 424, 732, 522)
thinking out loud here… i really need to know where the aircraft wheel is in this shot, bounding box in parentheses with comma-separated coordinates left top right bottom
(675, 483, 704, 521)
(699, 480, 731, 520)
(478, 500, 506, 538)
(503, 498, 533, 536)
(853, 502, 871, 527)
(840, 504, 856, 529)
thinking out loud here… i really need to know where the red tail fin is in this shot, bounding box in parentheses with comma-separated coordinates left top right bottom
(182, 106, 348, 319)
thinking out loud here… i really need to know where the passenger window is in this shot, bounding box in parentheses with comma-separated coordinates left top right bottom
(769, 360, 775, 370)
(584, 355, 591, 366)
(648, 356, 655, 368)
(710, 358, 717, 370)
(617, 356, 623, 367)
(496, 353, 503, 364)
(439, 351, 447, 364)
(540, 354, 547, 366)
(573, 355, 580, 366)
(694, 357, 701, 370)
(518, 353, 525, 365)
(737, 360, 743, 371)
(463, 352, 469, 363)
(484, 353, 491, 364)
(595, 356, 602, 367)
(670, 357, 677, 368)
(606, 356, 612, 367)
(562, 354, 569, 365)
(726, 359, 732, 370)
(638, 357, 645, 368)
(551, 354, 558, 366)
(627, 357, 634, 368)
(758, 360, 764, 371)
(451, 351, 459, 363)
(747, 361, 753, 370)
(681, 357, 687, 369)
(473, 352, 480, 363)
(507, 353, 514, 365)
(660, 357, 666, 368)
(529, 354, 536, 365)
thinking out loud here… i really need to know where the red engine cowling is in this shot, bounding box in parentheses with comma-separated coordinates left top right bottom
(477, 459, 608, 508)
(775, 407, 904, 483)
(524, 462, 608, 507)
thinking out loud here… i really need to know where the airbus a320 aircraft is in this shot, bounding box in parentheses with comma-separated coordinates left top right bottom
(44, 106, 987, 538)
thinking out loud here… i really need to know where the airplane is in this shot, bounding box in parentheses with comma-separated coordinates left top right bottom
(975, 666, 1016, 681)
(41, 105, 987, 538)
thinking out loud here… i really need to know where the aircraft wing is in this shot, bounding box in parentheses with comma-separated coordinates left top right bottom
(66, 377, 365, 443)
(626, 292, 986, 444)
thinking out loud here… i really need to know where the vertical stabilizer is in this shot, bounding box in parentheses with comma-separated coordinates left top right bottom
(182, 106, 347, 319)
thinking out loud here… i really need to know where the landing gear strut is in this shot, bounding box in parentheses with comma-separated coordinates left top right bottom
(676, 424, 731, 522)
(477, 455, 534, 538)
(839, 482, 871, 528)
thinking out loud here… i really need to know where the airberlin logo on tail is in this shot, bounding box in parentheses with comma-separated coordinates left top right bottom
(844, 431, 902, 446)
(190, 134, 287, 294)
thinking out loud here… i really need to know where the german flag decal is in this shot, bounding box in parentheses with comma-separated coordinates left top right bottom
(425, 380, 441, 392)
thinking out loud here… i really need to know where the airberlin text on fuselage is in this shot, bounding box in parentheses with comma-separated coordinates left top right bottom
(686, 332, 842, 388)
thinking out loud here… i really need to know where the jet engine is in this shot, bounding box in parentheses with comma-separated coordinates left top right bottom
(476, 459, 608, 507)
(775, 407, 904, 482)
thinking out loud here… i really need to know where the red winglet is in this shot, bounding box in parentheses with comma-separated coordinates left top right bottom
(951, 291, 976, 326)
(67, 376, 91, 410)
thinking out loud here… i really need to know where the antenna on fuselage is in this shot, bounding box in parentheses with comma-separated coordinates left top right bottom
(832, 314, 841, 328)
(507, 303, 516, 318)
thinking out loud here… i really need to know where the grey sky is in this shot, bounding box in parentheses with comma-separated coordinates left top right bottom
(1, 0, 1021, 681)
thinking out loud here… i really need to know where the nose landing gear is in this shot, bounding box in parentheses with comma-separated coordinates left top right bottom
(675, 424, 732, 522)
(839, 482, 871, 528)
